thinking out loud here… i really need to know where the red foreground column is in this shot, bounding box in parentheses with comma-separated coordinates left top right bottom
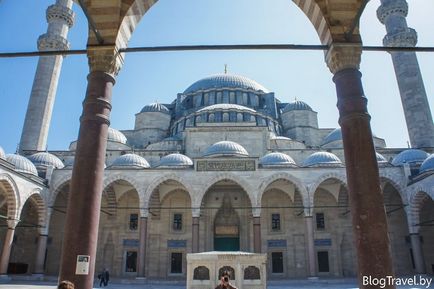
(59, 47, 122, 289)
(327, 44, 395, 289)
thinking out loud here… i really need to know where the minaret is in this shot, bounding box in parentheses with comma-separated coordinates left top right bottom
(377, 0, 434, 148)
(19, 0, 75, 153)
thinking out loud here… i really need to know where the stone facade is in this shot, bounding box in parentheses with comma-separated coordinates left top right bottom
(1, 73, 433, 280)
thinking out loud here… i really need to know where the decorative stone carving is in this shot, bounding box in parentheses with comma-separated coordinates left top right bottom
(197, 160, 255, 171)
(377, 0, 408, 24)
(193, 266, 210, 280)
(46, 4, 75, 28)
(325, 43, 362, 74)
(218, 266, 235, 280)
(37, 33, 70, 51)
(244, 266, 260, 280)
(383, 28, 417, 48)
(87, 45, 124, 77)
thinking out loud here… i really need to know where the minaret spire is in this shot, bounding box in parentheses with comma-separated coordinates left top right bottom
(19, 0, 75, 154)
(377, 0, 434, 148)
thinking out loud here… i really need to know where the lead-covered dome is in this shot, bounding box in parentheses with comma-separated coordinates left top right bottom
(197, 103, 256, 113)
(0, 146, 5, 160)
(184, 74, 269, 94)
(282, 100, 313, 113)
(140, 103, 170, 114)
(322, 128, 342, 146)
(110, 153, 150, 169)
(303, 151, 342, 167)
(158, 153, 193, 168)
(28, 152, 64, 169)
(6, 154, 38, 176)
(391, 149, 429, 166)
(260, 152, 297, 167)
(108, 127, 127, 144)
(203, 141, 249, 158)
(420, 154, 434, 174)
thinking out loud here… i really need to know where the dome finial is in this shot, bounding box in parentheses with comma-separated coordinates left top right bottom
(224, 64, 228, 74)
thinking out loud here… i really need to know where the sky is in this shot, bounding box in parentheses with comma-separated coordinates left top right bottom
(0, 0, 433, 153)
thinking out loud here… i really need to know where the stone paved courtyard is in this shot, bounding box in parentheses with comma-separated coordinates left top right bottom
(0, 278, 432, 289)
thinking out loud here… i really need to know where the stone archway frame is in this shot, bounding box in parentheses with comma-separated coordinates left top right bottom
(103, 173, 145, 216)
(257, 172, 307, 217)
(195, 172, 256, 217)
(20, 189, 48, 234)
(308, 172, 347, 216)
(144, 173, 195, 218)
(0, 173, 21, 222)
(407, 184, 434, 234)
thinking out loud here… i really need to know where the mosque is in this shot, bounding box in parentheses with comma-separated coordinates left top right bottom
(0, 0, 433, 284)
(0, 72, 433, 279)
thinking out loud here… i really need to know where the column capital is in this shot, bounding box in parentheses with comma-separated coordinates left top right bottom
(38, 33, 70, 51)
(46, 4, 75, 28)
(325, 43, 362, 75)
(377, 0, 408, 24)
(383, 28, 417, 48)
(6, 220, 18, 229)
(87, 45, 124, 77)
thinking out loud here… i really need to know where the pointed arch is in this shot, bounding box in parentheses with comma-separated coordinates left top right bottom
(258, 172, 306, 208)
(21, 191, 47, 232)
(0, 173, 20, 221)
(48, 175, 72, 208)
(408, 188, 434, 233)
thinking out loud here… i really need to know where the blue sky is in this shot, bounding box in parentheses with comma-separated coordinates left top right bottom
(0, 0, 433, 153)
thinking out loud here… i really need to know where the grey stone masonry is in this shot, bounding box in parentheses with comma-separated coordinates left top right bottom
(378, 0, 434, 148)
(19, 0, 75, 153)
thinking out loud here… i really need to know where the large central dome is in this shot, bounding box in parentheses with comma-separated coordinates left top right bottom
(184, 74, 269, 94)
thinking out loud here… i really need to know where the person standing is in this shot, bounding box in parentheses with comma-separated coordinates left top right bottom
(103, 268, 110, 286)
(215, 270, 237, 289)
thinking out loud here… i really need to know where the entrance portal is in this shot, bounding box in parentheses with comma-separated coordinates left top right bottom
(214, 194, 240, 251)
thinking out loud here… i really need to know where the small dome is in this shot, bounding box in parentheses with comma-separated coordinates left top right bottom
(0, 146, 5, 160)
(28, 152, 65, 169)
(108, 127, 127, 144)
(197, 103, 256, 113)
(140, 103, 170, 114)
(64, 158, 75, 167)
(282, 100, 313, 113)
(260, 152, 297, 167)
(376, 152, 388, 163)
(420, 154, 434, 173)
(391, 149, 429, 166)
(203, 141, 249, 158)
(6, 154, 38, 176)
(158, 153, 193, 168)
(110, 154, 150, 169)
(184, 74, 269, 94)
(303, 152, 342, 167)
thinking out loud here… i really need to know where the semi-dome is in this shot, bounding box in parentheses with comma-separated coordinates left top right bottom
(0, 146, 5, 160)
(322, 128, 342, 146)
(391, 149, 429, 166)
(197, 103, 256, 113)
(108, 127, 127, 144)
(184, 74, 269, 94)
(303, 151, 342, 167)
(140, 103, 170, 114)
(158, 153, 193, 168)
(203, 141, 249, 158)
(420, 154, 434, 173)
(28, 152, 64, 169)
(282, 100, 313, 113)
(110, 153, 150, 169)
(376, 152, 388, 163)
(259, 152, 297, 167)
(6, 154, 38, 176)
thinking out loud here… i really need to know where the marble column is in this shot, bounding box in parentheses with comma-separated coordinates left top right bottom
(137, 217, 148, 277)
(19, 0, 75, 153)
(33, 234, 49, 275)
(304, 216, 316, 277)
(0, 221, 18, 276)
(377, 0, 434, 148)
(253, 217, 261, 253)
(58, 46, 123, 289)
(326, 44, 395, 288)
(409, 233, 426, 274)
(192, 217, 199, 253)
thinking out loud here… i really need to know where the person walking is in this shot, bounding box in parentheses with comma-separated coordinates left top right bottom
(103, 268, 110, 286)
(98, 269, 106, 287)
